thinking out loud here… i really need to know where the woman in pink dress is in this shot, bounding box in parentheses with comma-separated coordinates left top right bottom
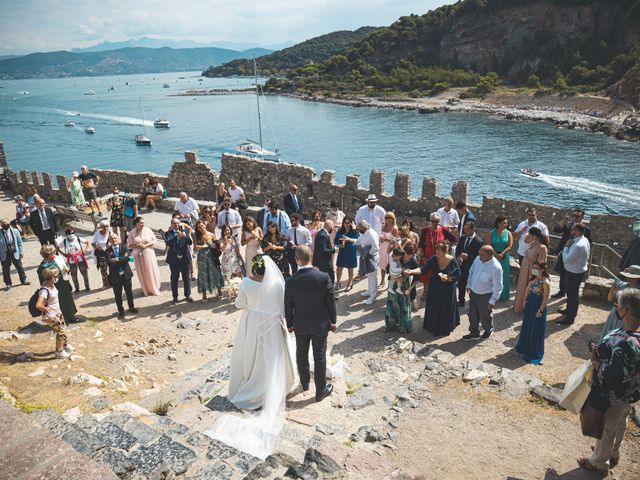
(127, 216, 161, 296)
(307, 210, 323, 253)
(379, 212, 399, 289)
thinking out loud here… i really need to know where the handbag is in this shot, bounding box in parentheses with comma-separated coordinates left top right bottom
(124, 205, 135, 218)
(580, 400, 605, 439)
(559, 360, 593, 414)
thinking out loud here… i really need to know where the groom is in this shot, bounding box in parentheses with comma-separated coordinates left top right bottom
(285, 245, 337, 402)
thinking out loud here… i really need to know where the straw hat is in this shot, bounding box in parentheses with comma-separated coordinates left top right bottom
(366, 193, 378, 202)
(621, 265, 640, 279)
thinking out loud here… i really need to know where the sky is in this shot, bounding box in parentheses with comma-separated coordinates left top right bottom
(0, 0, 452, 55)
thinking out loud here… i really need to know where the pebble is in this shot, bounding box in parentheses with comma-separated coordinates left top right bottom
(70, 373, 106, 386)
(124, 341, 135, 347)
(83, 387, 103, 397)
(168, 353, 177, 361)
(136, 348, 147, 355)
(148, 338, 159, 344)
(28, 367, 46, 377)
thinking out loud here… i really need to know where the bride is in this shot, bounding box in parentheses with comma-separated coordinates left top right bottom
(205, 254, 295, 459)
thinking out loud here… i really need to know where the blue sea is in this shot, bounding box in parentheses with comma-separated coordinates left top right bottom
(1, 71, 639, 216)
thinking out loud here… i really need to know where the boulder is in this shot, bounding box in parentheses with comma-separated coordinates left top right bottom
(532, 384, 563, 405)
(346, 387, 375, 410)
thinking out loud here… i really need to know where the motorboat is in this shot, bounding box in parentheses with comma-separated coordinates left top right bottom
(84, 126, 96, 134)
(135, 134, 151, 146)
(162, 83, 170, 88)
(64, 120, 75, 127)
(84, 90, 96, 95)
(153, 118, 170, 128)
(108, 86, 115, 91)
(520, 167, 540, 177)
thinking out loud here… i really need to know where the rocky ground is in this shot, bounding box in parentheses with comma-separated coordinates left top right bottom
(1, 189, 639, 479)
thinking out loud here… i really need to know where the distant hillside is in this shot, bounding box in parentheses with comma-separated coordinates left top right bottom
(203, 27, 383, 77)
(70, 37, 289, 53)
(0, 47, 272, 79)
(275, 0, 640, 97)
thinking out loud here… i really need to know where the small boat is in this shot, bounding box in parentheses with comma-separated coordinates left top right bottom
(153, 118, 170, 128)
(84, 90, 96, 95)
(108, 86, 115, 91)
(520, 167, 540, 177)
(64, 120, 75, 127)
(198, 78, 204, 82)
(135, 97, 152, 146)
(162, 83, 170, 88)
(84, 126, 96, 134)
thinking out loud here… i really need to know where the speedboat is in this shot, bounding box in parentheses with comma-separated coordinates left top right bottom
(135, 134, 151, 146)
(84, 90, 96, 95)
(153, 119, 170, 128)
(162, 83, 170, 88)
(520, 167, 540, 177)
(64, 120, 75, 127)
(84, 126, 96, 134)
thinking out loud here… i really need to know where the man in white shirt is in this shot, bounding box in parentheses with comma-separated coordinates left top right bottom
(174, 192, 199, 227)
(227, 179, 247, 215)
(355, 194, 386, 235)
(342, 220, 379, 305)
(557, 223, 591, 325)
(286, 213, 311, 274)
(463, 245, 503, 341)
(514, 207, 549, 263)
(437, 197, 460, 232)
(262, 200, 291, 234)
(216, 199, 243, 238)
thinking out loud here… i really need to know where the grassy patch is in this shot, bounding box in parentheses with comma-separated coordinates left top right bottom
(345, 383, 360, 396)
(152, 400, 172, 416)
(16, 401, 62, 414)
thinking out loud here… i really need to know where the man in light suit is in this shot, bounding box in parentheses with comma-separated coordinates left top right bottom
(30, 198, 58, 245)
(0, 218, 29, 291)
(285, 246, 337, 402)
(312, 220, 336, 285)
(283, 184, 304, 218)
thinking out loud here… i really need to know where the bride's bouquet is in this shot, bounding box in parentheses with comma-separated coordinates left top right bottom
(226, 277, 242, 302)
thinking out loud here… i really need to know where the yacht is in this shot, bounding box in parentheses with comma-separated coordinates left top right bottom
(153, 118, 170, 128)
(84, 126, 96, 134)
(64, 120, 75, 127)
(135, 97, 152, 146)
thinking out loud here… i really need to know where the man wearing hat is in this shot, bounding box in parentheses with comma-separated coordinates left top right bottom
(355, 194, 386, 236)
(601, 265, 640, 339)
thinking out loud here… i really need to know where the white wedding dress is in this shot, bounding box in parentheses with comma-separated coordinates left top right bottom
(204, 256, 295, 460)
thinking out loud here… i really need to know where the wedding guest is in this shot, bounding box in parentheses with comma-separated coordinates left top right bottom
(123, 193, 138, 234)
(552, 208, 592, 299)
(256, 198, 270, 233)
(355, 193, 386, 235)
(406, 241, 461, 336)
(399, 218, 419, 249)
(227, 179, 247, 214)
(343, 220, 379, 305)
(455, 221, 483, 306)
(25, 185, 39, 207)
(30, 197, 58, 246)
(107, 187, 127, 242)
(514, 227, 548, 314)
(215, 182, 228, 212)
(515, 261, 550, 364)
(0, 218, 29, 291)
(262, 200, 291, 235)
(69, 171, 86, 209)
(137, 177, 153, 207)
(283, 183, 304, 217)
(36, 268, 74, 359)
(174, 191, 199, 227)
(307, 210, 323, 253)
(418, 212, 457, 302)
(220, 224, 243, 280)
(379, 212, 399, 289)
(217, 199, 243, 238)
(455, 199, 476, 237)
(514, 207, 548, 264)
(384, 247, 412, 333)
(143, 178, 164, 212)
(37, 244, 78, 323)
(601, 266, 640, 340)
(16, 202, 32, 237)
(78, 165, 102, 216)
(56, 227, 90, 293)
(326, 200, 345, 248)
(194, 220, 224, 301)
(487, 215, 513, 302)
(437, 197, 460, 235)
(106, 233, 138, 319)
(334, 216, 358, 291)
(200, 206, 217, 234)
(92, 219, 113, 288)
(285, 213, 312, 276)
(578, 288, 640, 476)
(402, 243, 421, 309)
(462, 246, 503, 341)
(262, 221, 290, 278)
(165, 217, 193, 304)
(557, 223, 590, 325)
(241, 216, 263, 268)
(127, 217, 161, 296)
(312, 220, 336, 286)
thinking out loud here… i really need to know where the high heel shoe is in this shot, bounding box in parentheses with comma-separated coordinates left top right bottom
(335, 282, 342, 290)
(345, 283, 353, 292)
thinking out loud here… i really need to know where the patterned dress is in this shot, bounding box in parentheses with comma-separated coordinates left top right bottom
(196, 240, 225, 293)
(220, 237, 242, 279)
(261, 234, 290, 277)
(70, 179, 86, 207)
(110, 196, 125, 228)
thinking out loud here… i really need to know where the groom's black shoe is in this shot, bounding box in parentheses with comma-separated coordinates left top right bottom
(316, 384, 333, 402)
(301, 384, 309, 392)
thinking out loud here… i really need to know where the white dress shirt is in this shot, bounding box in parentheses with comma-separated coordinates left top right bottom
(216, 208, 242, 236)
(285, 225, 312, 246)
(175, 197, 199, 216)
(437, 207, 460, 229)
(467, 256, 504, 305)
(354, 228, 380, 257)
(355, 204, 386, 235)
(562, 235, 590, 273)
(515, 219, 549, 256)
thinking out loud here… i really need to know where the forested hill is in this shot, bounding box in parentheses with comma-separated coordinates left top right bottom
(202, 27, 382, 77)
(271, 0, 640, 100)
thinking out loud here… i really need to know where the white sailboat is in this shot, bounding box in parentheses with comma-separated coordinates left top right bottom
(135, 97, 152, 146)
(235, 56, 280, 162)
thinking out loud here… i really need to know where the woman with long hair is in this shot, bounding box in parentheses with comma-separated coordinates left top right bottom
(487, 215, 513, 302)
(194, 220, 224, 301)
(127, 216, 161, 296)
(261, 221, 290, 278)
(307, 210, 323, 253)
(220, 224, 242, 280)
(200, 206, 218, 234)
(334, 216, 358, 291)
(514, 227, 548, 313)
(379, 212, 399, 289)
(515, 261, 550, 364)
(216, 182, 228, 212)
(241, 216, 263, 268)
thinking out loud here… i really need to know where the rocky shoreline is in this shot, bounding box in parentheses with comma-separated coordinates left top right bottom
(286, 91, 640, 142)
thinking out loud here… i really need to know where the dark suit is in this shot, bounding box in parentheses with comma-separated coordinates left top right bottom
(455, 234, 484, 303)
(30, 207, 57, 245)
(553, 222, 592, 295)
(285, 267, 337, 392)
(165, 228, 193, 300)
(106, 244, 134, 313)
(457, 210, 477, 237)
(312, 228, 335, 284)
(283, 192, 304, 217)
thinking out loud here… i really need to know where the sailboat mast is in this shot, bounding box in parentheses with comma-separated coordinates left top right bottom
(253, 55, 263, 148)
(140, 97, 150, 138)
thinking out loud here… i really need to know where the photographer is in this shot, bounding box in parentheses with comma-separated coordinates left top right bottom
(165, 217, 194, 305)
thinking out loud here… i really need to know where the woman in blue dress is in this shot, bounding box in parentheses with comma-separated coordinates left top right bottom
(515, 261, 550, 364)
(334, 216, 358, 291)
(405, 241, 461, 336)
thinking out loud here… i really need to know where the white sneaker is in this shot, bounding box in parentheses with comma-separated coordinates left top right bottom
(55, 350, 70, 359)
(364, 297, 375, 305)
(64, 344, 76, 353)
(360, 291, 371, 297)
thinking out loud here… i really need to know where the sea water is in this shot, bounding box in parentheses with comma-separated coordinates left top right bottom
(0, 71, 639, 216)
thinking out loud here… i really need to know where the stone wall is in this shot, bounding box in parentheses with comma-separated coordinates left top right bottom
(0, 143, 7, 169)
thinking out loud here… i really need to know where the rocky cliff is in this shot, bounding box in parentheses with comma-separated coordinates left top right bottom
(610, 63, 640, 108)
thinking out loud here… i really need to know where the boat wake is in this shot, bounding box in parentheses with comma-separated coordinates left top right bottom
(56, 109, 153, 126)
(537, 174, 640, 205)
